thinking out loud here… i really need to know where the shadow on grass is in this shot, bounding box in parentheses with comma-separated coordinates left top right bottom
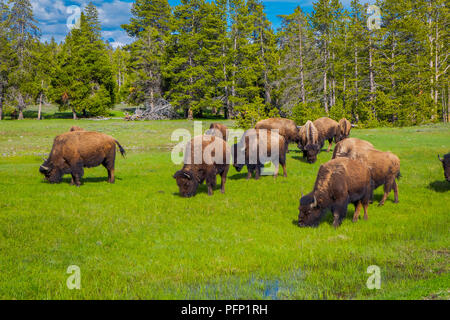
(292, 206, 362, 228)
(172, 182, 224, 198)
(55, 176, 123, 185)
(291, 156, 310, 164)
(428, 180, 450, 193)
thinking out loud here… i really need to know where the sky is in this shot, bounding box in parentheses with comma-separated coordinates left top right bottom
(31, 0, 374, 48)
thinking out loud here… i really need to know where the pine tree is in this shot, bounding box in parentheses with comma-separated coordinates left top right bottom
(7, 0, 39, 119)
(51, 5, 115, 118)
(278, 6, 314, 115)
(122, 0, 172, 37)
(0, 0, 13, 120)
(127, 26, 164, 110)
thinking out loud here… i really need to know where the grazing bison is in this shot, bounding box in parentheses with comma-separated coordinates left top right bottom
(333, 139, 400, 206)
(70, 126, 85, 132)
(298, 158, 373, 228)
(255, 118, 300, 151)
(313, 117, 340, 152)
(299, 120, 320, 163)
(332, 138, 374, 159)
(173, 135, 231, 197)
(40, 131, 126, 186)
(233, 129, 287, 179)
(336, 118, 352, 142)
(206, 123, 228, 141)
(438, 153, 450, 182)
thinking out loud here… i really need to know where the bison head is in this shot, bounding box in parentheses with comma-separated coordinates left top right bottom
(298, 193, 323, 227)
(304, 144, 320, 164)
(173, 170, 200, 197)
(39, 160, 63, 184)
(438, 154, 450, 182)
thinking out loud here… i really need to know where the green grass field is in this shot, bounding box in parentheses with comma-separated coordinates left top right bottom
(0, 116, 449, 300)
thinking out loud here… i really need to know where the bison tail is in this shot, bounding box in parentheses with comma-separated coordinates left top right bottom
(115, 140, 126, 158)
(396, 171, 402, 180)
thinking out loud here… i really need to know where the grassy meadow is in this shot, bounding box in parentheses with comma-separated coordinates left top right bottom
(0, 112, 449, 299)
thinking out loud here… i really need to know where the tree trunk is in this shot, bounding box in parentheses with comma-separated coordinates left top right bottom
(0, 82, 3, 121)
(72, 109, 77, 120)
(298, 23, 306, 104)
(354, 46, 358, 104)
(222, 43, 230, 119)
(37, 91, 43, 120)
(231, 32, 237, 115)
(368, 35, 376, 118)
(259, 25, 271, 106)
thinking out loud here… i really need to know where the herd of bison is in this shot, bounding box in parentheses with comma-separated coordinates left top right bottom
(39, 118, 450, 228)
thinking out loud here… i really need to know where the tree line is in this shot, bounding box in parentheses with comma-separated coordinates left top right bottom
(0, 0, 448, 127)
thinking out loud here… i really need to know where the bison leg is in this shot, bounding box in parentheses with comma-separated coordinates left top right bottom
(102, 156, 116, 184)
(332, 203, 348, 228)
(220, 166, 229, 194)
(379, 177, 394, 206)
(327, 139, 333, 152)
(273, 162, 279, 179)
(71, 165, 83, 187)
(363, 202, 369, 220)
(255, 165, 261, 180)
(107, 168, 115, 184)
(246, 165, 253, 180)
(281, 161, 287, 178)
(206, 168, 217, 196)
(393, 180, 399, 203)
(353, 202, 362, 222)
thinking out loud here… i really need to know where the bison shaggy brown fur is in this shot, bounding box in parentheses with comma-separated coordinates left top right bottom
(336, 118, 352, 142)
(332, 138, 400, 206)
(40, 131, 126, 186)
(313, 117, 340, 152)
(332, 138, 374, 159)
(206, 123, 228, 141)
(255, 118, 300, 150)
(173, 135, 231, 197)
(70, 126, 85, 132)
(232, 129, 287, 179)
(438, 153, 450, 182)
(299, 120, 320, 163)
(298, 158, 373, 228)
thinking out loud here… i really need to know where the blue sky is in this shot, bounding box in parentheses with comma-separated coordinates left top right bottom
(31, 0, 373, 47)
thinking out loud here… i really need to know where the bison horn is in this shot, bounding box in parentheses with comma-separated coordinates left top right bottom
(310, 196, 318, 208)
(183, 172, 192, 179)
(438, 154, 443, 162)
(40, 165, 49, 171)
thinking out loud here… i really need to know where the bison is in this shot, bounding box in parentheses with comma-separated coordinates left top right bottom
(299, 120, 320, 163)
(332, 138, 374, 159)
(40, 131, 126, 186)
(313, 117, 340, 152)
(298, 158, 373, 228)
(438, 153, 450, 182)
(173, 135, 231, 197)
(206, 123, 228, 141)
(333, 138, 400, 206)
(255, 118, 301, 151)
(336, 118, 352, 142)
(232, 129, 287, 179)
(69, 126, 85, 132)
